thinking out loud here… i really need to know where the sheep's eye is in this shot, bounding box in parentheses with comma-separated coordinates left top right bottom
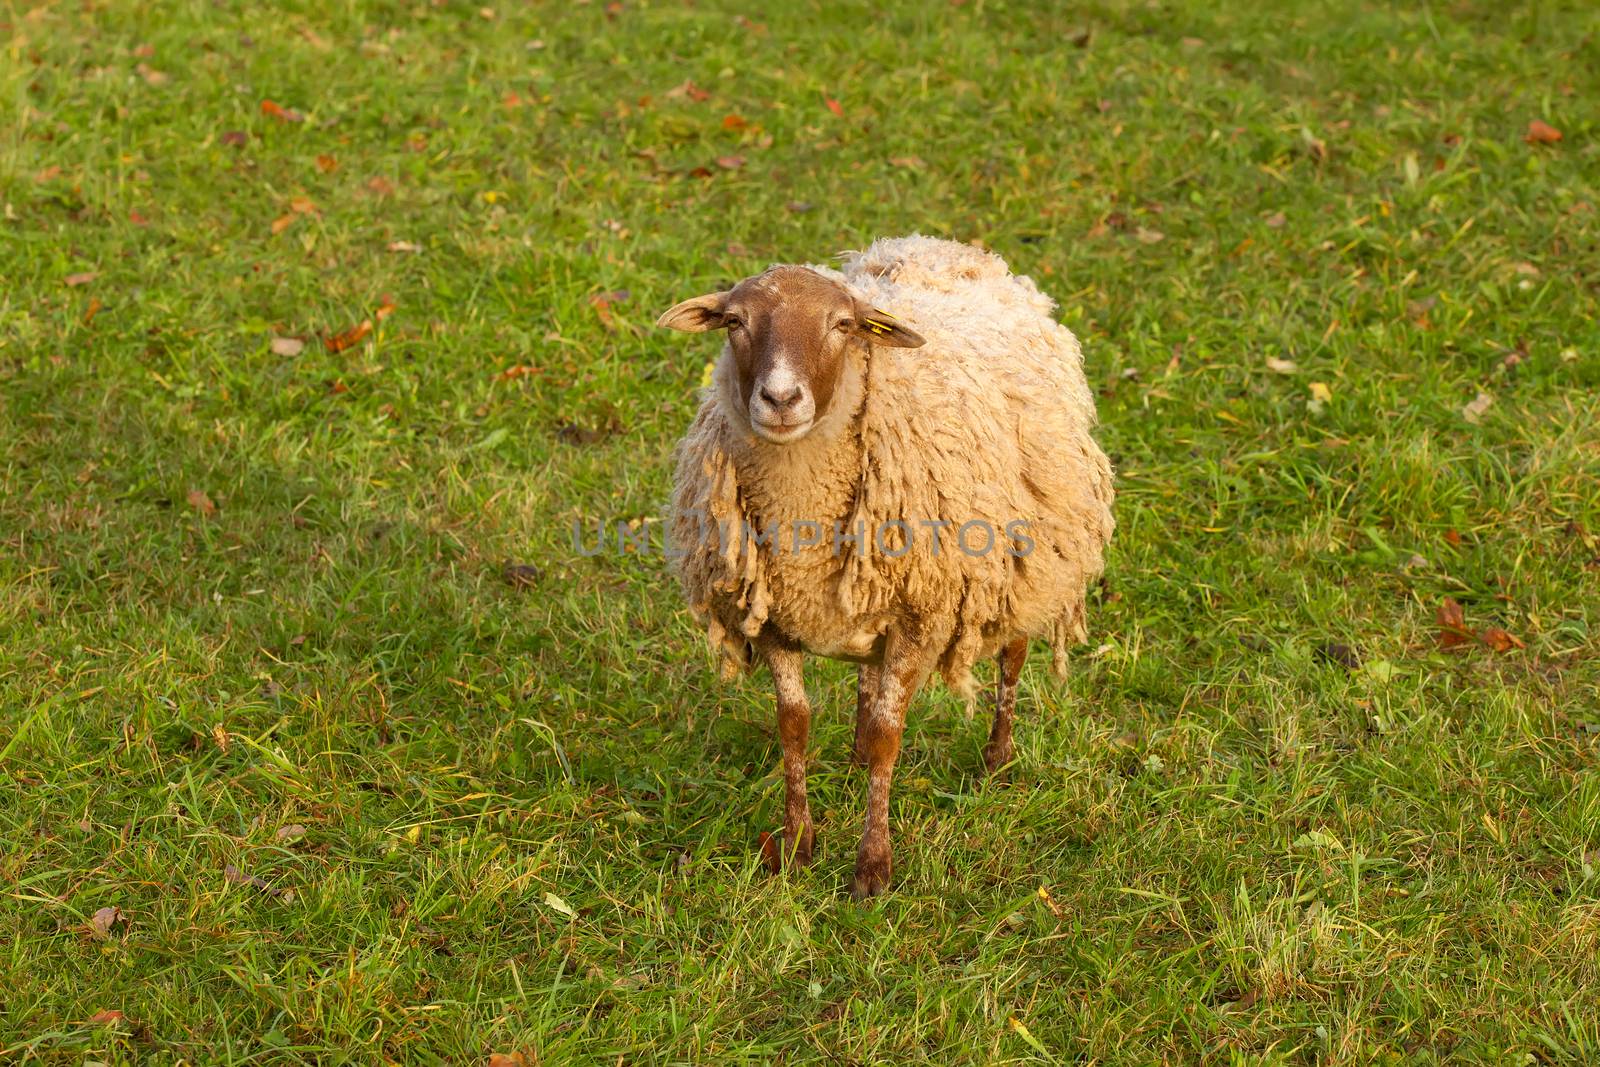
(725, 317, 746, 332)
(834, 318, 855, 332)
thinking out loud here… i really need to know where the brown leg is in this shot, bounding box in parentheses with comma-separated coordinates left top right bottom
(852, 623, 939, 900)
(984, 638, 1028, 776)
(761, 641, 814, 867)
(852, 662, 880, 766)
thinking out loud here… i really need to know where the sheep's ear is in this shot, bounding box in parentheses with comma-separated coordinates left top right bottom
(657, 291, 731, 333)
(855, 306, 925, 348)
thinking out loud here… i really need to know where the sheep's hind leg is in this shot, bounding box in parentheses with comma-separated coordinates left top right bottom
(852, 624, 940, 900)
(762, 641, 815, 868)
(852, 662, 880, 766)
(984, 638, 1028, 777)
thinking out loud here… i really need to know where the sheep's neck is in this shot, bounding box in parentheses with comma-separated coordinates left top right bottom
(732, 421, 861, 539)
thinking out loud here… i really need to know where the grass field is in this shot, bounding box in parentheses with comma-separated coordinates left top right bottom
(3, 0, 1599, 1062)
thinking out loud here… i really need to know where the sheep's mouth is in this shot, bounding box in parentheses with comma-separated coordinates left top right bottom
(751, 415, 814, 444)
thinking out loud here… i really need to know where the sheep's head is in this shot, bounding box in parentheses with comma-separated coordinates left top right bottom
(657, 266, 925, 444)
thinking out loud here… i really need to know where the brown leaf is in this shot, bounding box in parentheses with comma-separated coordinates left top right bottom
(1134, 227, 1165, 244)
(187, 489, 216, 517)
(487, 1054, 531, 1067)
(366, 175, 396, 197)
(88, 1009, 126, 1025)
(135, 63, 169, 86)
(1524, 119, 1562, 145)
(387, 240, 421, 253)
(129, 209, 150, 225)
(721, 113, 747, 131)
(260, 99, 305, 123)
(1461, 391, 1493, 424)
(1443, 529, 1463, 546)
(34, 165, 62, 183)
(495, 365, 541, 381)
(275, 824, 308, 843)
(271, 213, 296, 235)
(715, 154, 745, 170)
(888, 155, 925, 170)
(315, 154, 339, 173)
(83, 297, 103, 326)
(501, 562, 541, 587)
(824, 97, 844, 117)
(270, 337, 304, 357)
(375, 295, 397, 321)
(88, 906, 123, 939)
(1264, 211, 1286, 228)
(65, 272, 98, 287)
(1437, 597, 1472, 649)
(289, 196, 316, 215)
(224, 862, 290, 898)
(1479, 627, 1525, 653)
(325, 319, 373, 353)
(220, 130, 248, 147)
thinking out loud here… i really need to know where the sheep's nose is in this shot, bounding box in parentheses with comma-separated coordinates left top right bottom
(760, 384, 803, 410)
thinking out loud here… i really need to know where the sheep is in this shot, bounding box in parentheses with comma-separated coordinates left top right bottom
(657, 235, 1115, 898)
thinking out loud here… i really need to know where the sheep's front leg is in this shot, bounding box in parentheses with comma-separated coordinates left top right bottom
(852, 625, 939, 899)
(852, 662, 880, 766)
(762, 641, 815, 868)
(984, 638, 1028, 776)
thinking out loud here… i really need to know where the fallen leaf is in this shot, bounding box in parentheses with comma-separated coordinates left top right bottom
(220, 130, 248, 147)
(129, 209, 149, 225)
(315, 154, 339, 173)
(1264, 211, 1286, 228)
(495, 365, 540, 381)
(488, 1054, 530, 1067)
(365, 176, 396, 197)
(88, 1010, 126, 1025)
(1444, 529, 1463, 547)
(65, 272, 98, 287)
(1265, 357, 1298, 374)
(260, 99, 305, 123)
(1314, 641, 1360, 670)
(275, 824, 308, 843)
(785, 201, 813, 214)
(1479, 627, 1525, 652)
(34, 165, 63, 183)
(824, 96, 844, 117)
(665, 79, 712, 102)
(224, 863, 290, 898)
(88, 906, 123, 939)
(187, 489, 216, 517)
(715, 154, 745, 170)
(270, 337, 304, 356)
(501, 562, 541, 587)
(721, 113, 748, 131)
(1462, 391, 1493, 423)
(1524, 119, 1562, 145)
(543, 891, 576, 918)
(271, 214, 296, 235)
(135, 63, 169, 86)
(83, 297, 103, 326)
(375, 295, 397, 321)
(325, 319, 373, 353)
(1134, 227, 1165, 244)
(1308, 381, 1333, 403)
(888, 155, 926, 170)
(387, 240, 421, 253)
(1437, 597, 1473, 649)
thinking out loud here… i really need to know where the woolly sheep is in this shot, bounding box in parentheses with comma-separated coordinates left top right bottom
(657, 235, 1115, 898)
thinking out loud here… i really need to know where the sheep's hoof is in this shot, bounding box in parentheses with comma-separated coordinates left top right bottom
(761, 826, 815, 872)
(850, 845, 892, 900)
(982, 741, 1013, 778)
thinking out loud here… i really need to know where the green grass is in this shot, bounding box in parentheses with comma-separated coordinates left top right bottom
(2, 0, 1598, 1061)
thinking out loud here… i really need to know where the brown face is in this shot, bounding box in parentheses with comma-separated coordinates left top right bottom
(657, 266, 925, 444)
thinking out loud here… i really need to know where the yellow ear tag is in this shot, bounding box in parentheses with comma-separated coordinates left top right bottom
(863, 318, 893, 336)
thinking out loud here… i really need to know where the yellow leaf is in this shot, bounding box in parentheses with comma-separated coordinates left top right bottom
(1309, 381, 1332, 402)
